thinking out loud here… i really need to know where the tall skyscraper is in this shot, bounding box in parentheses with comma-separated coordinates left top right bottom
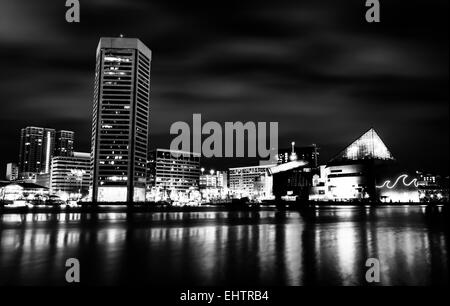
(91, 37, 151, 202)
(19, 127, 55, 176)
(55, 130, 74, 157)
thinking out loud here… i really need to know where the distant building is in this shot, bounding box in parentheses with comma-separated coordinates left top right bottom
(200, 170, 227, 189)
(269, 160, 313, 201)
(5, 163, 19, 181)
(51, 152, 91, 199)
(306, 128, 420, 202)
(35, 173, 51, 189)
(417, 172, 449, 202)
(277, 142, 319, 167)
(228, 164, 275, 200)
(199, 169, 228, 201)
(55, 130, 74, 157)
(90, 37, 152, 202)
(19, 127, 55, 176)
(0, 181, 49, 202)
(147, 149, 201, 192)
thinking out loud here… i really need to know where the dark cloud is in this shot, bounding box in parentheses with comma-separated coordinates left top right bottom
(0, 0, 448, 176)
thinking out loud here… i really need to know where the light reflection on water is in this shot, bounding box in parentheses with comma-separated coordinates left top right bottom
(0, 207, 448, 285)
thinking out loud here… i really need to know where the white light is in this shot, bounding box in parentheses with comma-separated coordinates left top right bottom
(376, 174, 419, 189)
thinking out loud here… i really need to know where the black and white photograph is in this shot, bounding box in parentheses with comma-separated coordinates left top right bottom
(0, 0, 448, 302)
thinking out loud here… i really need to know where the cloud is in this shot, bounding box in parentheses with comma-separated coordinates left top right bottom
(0, 0, 448, 175)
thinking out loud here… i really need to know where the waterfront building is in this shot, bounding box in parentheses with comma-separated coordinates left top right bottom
(199, 169, 228, 201)
(0, 181, 49, 202)
(90, 37, 152, 202)
(305, 128, 418, 202)
(147, 149, 201, 194)
(416, 172, 449, 202)
(325, 128, 395, 201)
(51, 152, 91, 199)
(277, 142, 319, 167)
(5, 163, 19, 181)
(228, 164, 275, 200)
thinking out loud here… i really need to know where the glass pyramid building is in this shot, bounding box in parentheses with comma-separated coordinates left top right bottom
(331, 128, 394, 162)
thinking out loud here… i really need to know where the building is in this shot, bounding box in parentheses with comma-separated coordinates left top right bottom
(307, 128, 407, 202)
(90, 37, 152, 202)
(199, 169, 228, 201)
(269, 142, 320, 201)
(325, 128, 395, 201)
(277, 142, 319, 167)
(0, 181, 49, 202)
(147, 149, 201, 193)
(51, 152, 91, 199)
(35, 173, 51, 189)
(200, 169, 227, 189)
(269, 160, 313, 201)
(55, 130, 74, 157)
(5, 163, 19, 181)
(228, 164, 275, 200)
(19, 127, 56, 176)
(416, 172, 449, 203)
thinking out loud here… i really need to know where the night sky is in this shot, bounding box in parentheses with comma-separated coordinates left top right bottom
(0, 0, 448, 176)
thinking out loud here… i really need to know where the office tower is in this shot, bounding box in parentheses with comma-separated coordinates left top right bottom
(147, 149, 201, 192)
(55, 130, 74, 157)
(51, 152, 91, 198)
(91, 37, 152, 202)
(19, 127, 55, 176)
(5, 163, 19, 181)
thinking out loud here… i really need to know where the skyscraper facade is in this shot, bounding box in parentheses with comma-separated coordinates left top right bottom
(55, 130, 74, 157)
(90, 37, 152, 202)
(19, 127, 55, 176)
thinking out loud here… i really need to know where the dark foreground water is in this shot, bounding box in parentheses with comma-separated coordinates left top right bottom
(0, 206, 448, 286)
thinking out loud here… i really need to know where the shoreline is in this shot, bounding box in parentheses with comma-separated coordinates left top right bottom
(0, 201, 447, 214)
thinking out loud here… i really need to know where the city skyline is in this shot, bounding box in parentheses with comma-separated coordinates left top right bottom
(0, 1, 448, 291)
(0, 0, 448, 177)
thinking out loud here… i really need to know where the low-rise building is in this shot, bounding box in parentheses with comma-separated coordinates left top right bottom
(50, 152, 91, 200)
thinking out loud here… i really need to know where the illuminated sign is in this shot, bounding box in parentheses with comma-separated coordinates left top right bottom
(376, 174, 418, 189)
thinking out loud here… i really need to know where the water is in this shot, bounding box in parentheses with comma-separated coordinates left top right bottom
(0, 206, 448, 286)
